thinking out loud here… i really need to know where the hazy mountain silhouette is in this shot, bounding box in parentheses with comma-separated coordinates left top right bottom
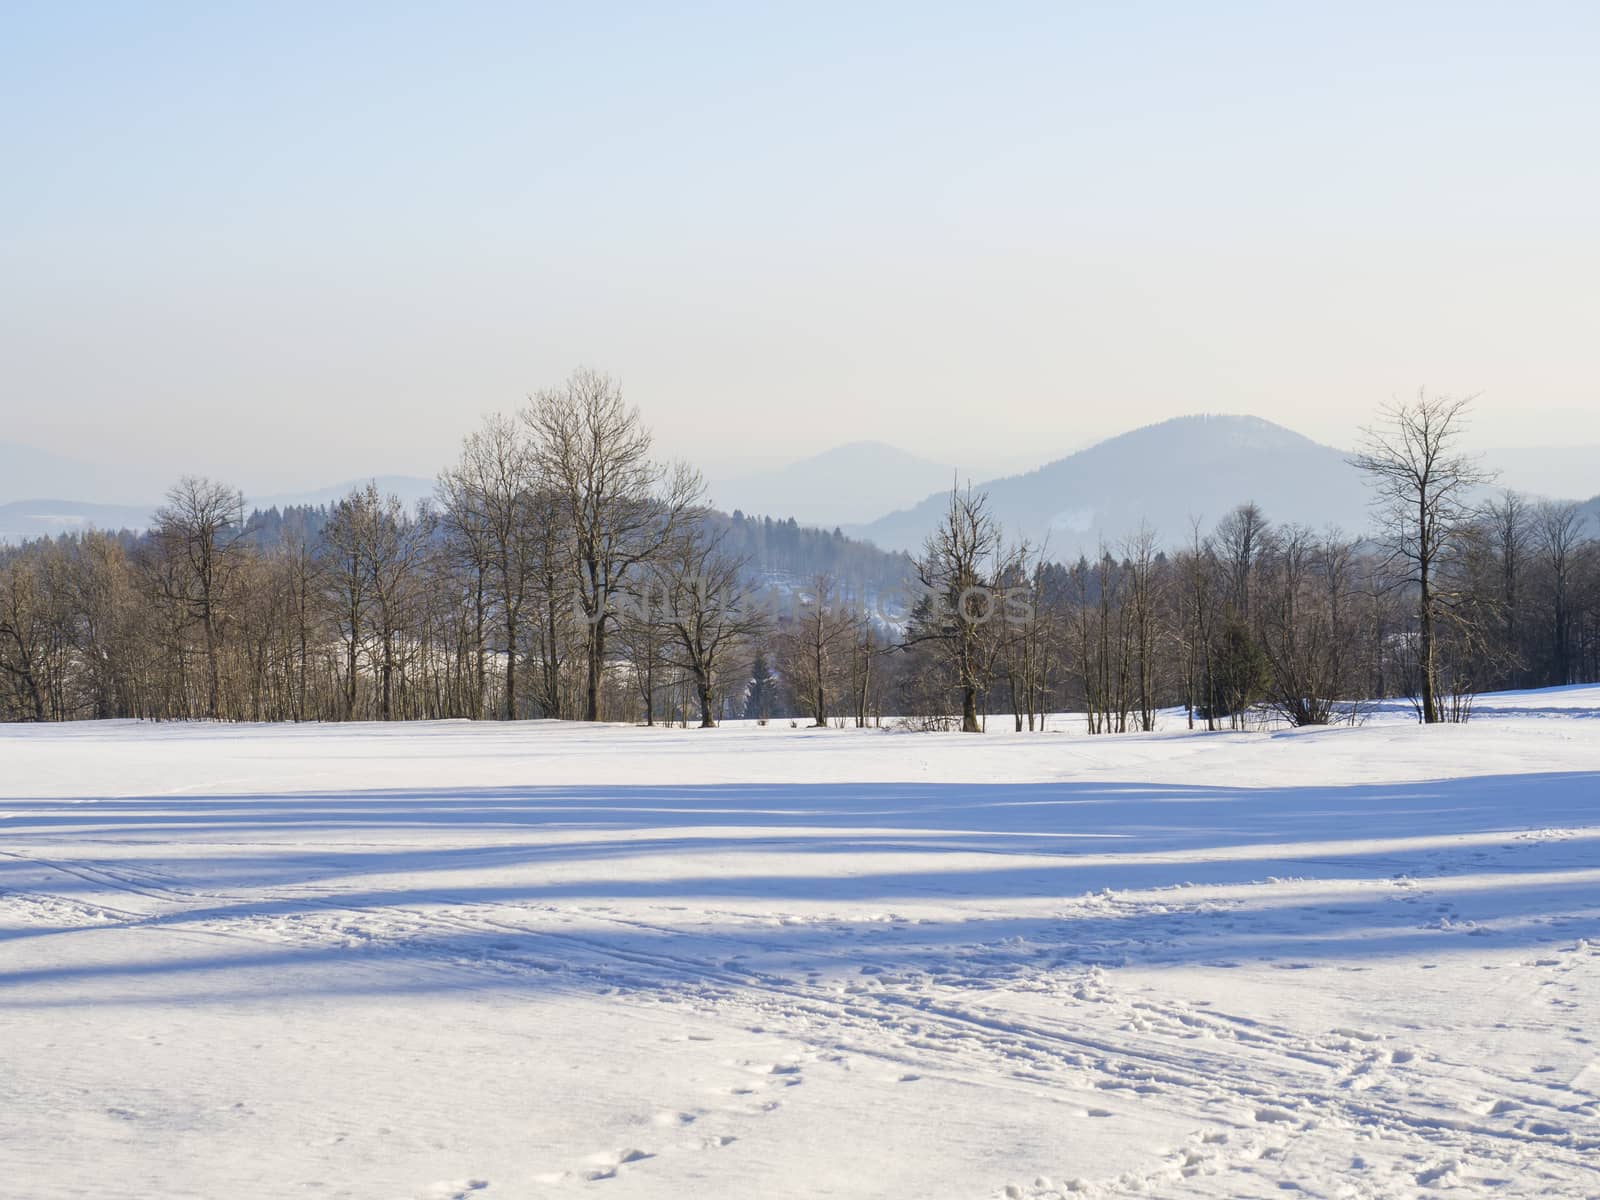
(848, 415, 1373, 556)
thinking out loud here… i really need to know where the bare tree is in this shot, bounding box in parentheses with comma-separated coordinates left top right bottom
(1072, 547, 1138, 734)
(321, 490, 374, 719)
(64, 531, 146, 719)
(615, 584, 668, 726)
(1351, 392, 1495, 723)
(1124, 524, 1163, 731)
(998, 549, 1056, 731)
(846, 619, 890, 728)
(1216, 502, 1270, 621)
(1485, 490, 1532, 686)
(364, 490, 434, 721)
(439, 414, 540, 719)
(904, 485, 1007, 733)
(1257, 526, 1360, 725)
(0, 555, 52, 721)
(777, 573, 856, 727)
(435, 450, 496, 719)
(1174, 520, 1222, 730)
(147, 477, 246, 719)
(320, 483, 435, 720)
(646, 517, 770, 727)
(525, 369, 701, 721)
(1536, 501, 1585, 685)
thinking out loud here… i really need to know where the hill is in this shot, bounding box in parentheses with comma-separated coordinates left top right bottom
(849, 415, 1373, 556)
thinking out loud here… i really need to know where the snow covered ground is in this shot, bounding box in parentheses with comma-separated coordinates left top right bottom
(3, 690, 1599, 1199)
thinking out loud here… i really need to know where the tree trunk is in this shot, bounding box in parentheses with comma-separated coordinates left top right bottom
(504, 610, 518, 720)
(381, 629, 394, 721)
(961, 685, 980, 733)
(696, 672, 715, 728)
(345, 637, 358, 719)
(1419, 501, 1438, 724)
(202, 608, 221, 719)
(586, 615, 605, 722)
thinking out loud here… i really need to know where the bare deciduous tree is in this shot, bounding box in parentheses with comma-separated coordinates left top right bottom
(777, 573, 857, 728)
(1217, 502, 1270, 621)
(439, 414, 540, 719)
(1485, 490, 1531, 687)
(1351, 392, 1495, 723)
(525, 369, 701, 721)
(645, 517, 769, 727)
(904, 485, 1008, 733)
(1536, 501, 1585, 686)
(147, 477, 246, 719)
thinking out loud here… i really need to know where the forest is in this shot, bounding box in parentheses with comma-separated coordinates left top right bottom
(1, 376, 1596, 729)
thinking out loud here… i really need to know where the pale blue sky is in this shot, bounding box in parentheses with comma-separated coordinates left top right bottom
(3, 1, 1597, 492)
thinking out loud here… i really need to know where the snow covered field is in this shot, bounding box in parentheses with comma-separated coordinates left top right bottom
(3, 691, 1599, 1199)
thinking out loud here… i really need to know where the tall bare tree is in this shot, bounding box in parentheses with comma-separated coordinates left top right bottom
(321, 489, 374, 719)
(1485, 490, 1532, 686)
(1536, 501, 1585, 685)
(1216, 502, 1271, 621)
(439, 414, 540, 719)
(0, 554, 53, 721)
(147, 477, 246, 719)
(777, 573, 857, 728)
(1175, 520, 1222, 730)
(1351, 392, 1495, 723)
(646, 517, 770, 727)
(525, 369, 701, 721)
(1124, 524, 1163, 732)
(904, 485, 1006, 732)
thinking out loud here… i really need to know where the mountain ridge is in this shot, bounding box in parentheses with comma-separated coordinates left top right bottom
(845, 414, 1373, 555)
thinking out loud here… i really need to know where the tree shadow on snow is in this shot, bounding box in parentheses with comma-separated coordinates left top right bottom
(1, 773, 1598, 1006)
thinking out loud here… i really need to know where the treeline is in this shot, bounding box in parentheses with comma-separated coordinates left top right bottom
(1, 385, 1596, 728)
(719, 511, 915, 600)
(874, 394, 1597, 730)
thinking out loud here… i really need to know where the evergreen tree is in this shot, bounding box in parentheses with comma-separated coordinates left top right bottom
(744, 651, 776, 724)
(1211, 618, 1270, 727)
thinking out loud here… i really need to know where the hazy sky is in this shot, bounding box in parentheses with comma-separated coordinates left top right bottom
(4, 2, 1597, 496)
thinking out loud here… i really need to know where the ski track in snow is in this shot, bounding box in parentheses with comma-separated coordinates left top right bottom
(3, 687, 1600, 1198)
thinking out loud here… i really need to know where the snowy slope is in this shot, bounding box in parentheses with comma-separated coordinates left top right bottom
(3, 692, 1600, 1198)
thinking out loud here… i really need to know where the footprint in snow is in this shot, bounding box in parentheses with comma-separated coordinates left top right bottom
(1253, 1107, 1297, 1124)
(426, 1181, 487, 1200)
(580, 1149, 653, 1181)
(651, 1110, 698, 1127)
